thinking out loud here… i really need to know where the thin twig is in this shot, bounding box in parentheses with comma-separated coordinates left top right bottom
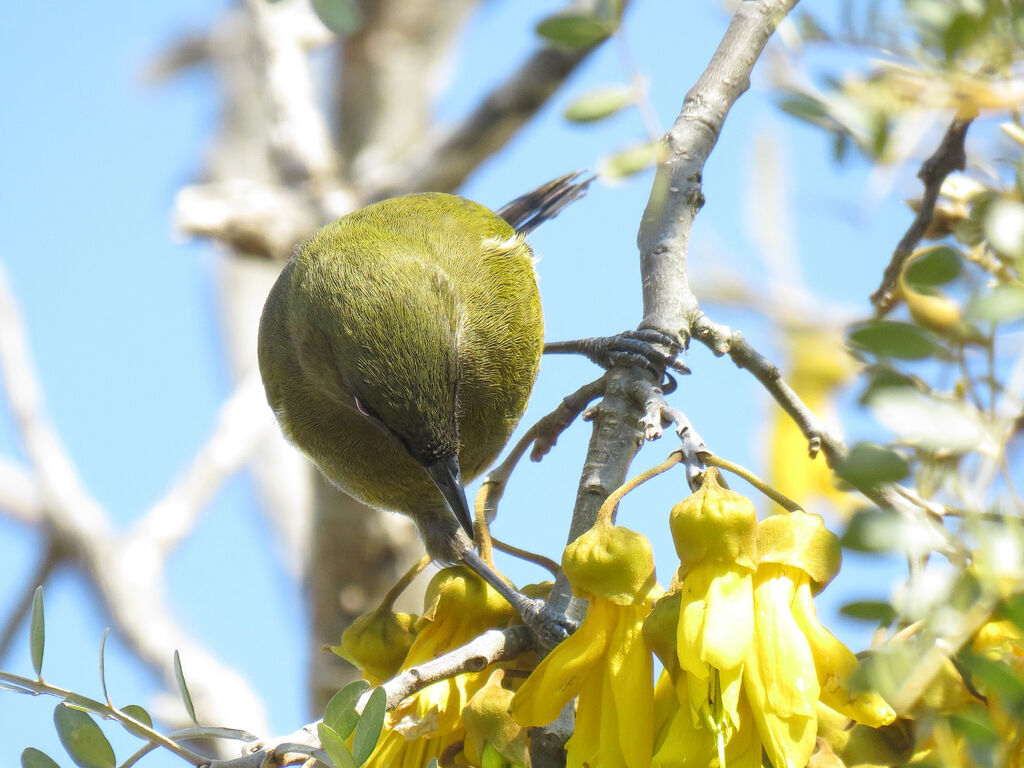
(476, 378, 605, 526)
(699, 451, 802, 511)
(490, 537, 561, 578)
(871, 117, 972, 313)
(0, 670, 209, 766)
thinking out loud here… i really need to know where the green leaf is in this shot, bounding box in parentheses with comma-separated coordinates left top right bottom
(119, 705, 153, 729)
(563, 86, 632, 123)
(21, 748, 62, 768)
(840, 601, 897, 624)
(173, 650, 198, 725)
(948, 706, 999, 747)
(868, 389, 987, 453)
(966, 285, 1024, 323)
(317, 723, 356, 768)
(311, 0, 362, 36)
(351, 686, 386, 766)
(324, 679, 370, 739)
(599, 142, 658, 180)
(536, 12, 612, 48)
(840, 508, 902, 553)
(778, 94, 834, 130)
(30, 586, 45, 678)
(837, 443, 909, 486)
(942, 12, 983, 61)
(53, 704, 115, 768)
(848, 320, 937, 360)
(903, 246, 962, 287)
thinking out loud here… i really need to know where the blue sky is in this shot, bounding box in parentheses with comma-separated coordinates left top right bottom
(0, 1, 916, 766)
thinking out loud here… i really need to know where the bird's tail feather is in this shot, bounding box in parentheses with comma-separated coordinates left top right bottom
(497, 171, 593, 235)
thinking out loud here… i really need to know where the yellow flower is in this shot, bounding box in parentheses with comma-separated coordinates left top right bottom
(972, 619, 1024, 767)
(510, 520, 658, 768)
(655, 477, 895, 768)
(364, 566, 515, 768)
(670, 468, 758, 759)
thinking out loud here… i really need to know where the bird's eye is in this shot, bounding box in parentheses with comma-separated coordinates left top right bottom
(353, 396, 375, 419)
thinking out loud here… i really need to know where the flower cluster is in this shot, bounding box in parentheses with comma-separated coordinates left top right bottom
(651, 468, 896, 768)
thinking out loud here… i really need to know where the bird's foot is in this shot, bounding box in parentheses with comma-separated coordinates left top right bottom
(516, 597, 579, 650)
(545, 329, 689, 392)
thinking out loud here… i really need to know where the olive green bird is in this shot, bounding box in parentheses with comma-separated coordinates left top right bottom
(258, 175, 590, 642)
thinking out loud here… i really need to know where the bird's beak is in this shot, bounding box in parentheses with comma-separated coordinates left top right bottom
(425, 455, 475, 538)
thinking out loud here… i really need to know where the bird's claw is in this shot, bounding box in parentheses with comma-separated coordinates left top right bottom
(546, 329, 688, 393)
(518, 597, 579, 650)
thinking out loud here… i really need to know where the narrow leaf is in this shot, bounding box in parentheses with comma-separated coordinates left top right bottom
(173, 650, 198, 725)
(837, 443, 909, 486)
(30, 585, 45, 678)
(98, 628, 111, 706)
(119, 705, 153, 729)
(311, 0, 362, 36)
(563, 86, 632, 123)
(317, 723, 356, 768)
(351, 687, 386, 766)
(323, 679, 370, 738)
(599, 142, 658, 180)
(966, 285, 1024, 323)
(53, 704, 116, 768)
(840, 601, 897, 624)
(536, 12, 612, 48)
(22, 748, 62, 768)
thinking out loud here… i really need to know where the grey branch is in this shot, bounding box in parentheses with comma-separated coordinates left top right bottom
(366, 41, 601, 198)
(555, 0, 800, 608)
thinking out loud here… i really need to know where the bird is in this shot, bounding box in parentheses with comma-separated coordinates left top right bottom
(257, 174, 590, 641)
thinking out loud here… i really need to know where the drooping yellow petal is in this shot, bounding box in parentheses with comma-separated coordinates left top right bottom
(509, 601, 610, 726)
(740, 565, 821, 768)
(607, 603, 654, 768)
(790, 579, 895, 727)
(566, 664, 620, 768)
(678, 563, 754, 674)
(651, 674, 715, 768)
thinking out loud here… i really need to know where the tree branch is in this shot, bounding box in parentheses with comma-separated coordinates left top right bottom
(870, 117, 972, 313)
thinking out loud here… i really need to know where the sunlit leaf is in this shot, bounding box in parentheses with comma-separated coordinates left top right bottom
(840, 508, 902, 553)
(536, 13, 612, 48)
(959, 653, 1024, 714)
(778, 94, 835, 130)
(599, 142, 658, 180)
(311, 0, 362, 36)
(966, 285, 1024, 323)
(317, 723, 356, 768)
(119, 705, 152, 729)
(21, 749, 62, 768)
(173, 650, 197, 725)
(840, 601, 897, 623)
(868, 388, 988, 452)
(351, 687, 386, 766)
(837, 443, 909, 486)
(948, 706, 999, 749)
(563, 86, 632, 123)
(53, 704, 115, 768)
(943, 13, 984, 60)
(30, 586, 44, 678)
(323, 679, 369, 739)
(848, 320, 937, 360)
(984, 199, 1024, 260)
(903, 246, 962, 287)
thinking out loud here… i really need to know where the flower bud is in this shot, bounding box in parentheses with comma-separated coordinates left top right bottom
(330, 609, 417, 682)
(562, 521, 656, 604)
(463, 670, 530, 768)
(670, 468, 757, 571)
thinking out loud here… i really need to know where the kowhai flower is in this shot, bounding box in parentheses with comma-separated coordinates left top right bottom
(511, 519, 659, 768)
